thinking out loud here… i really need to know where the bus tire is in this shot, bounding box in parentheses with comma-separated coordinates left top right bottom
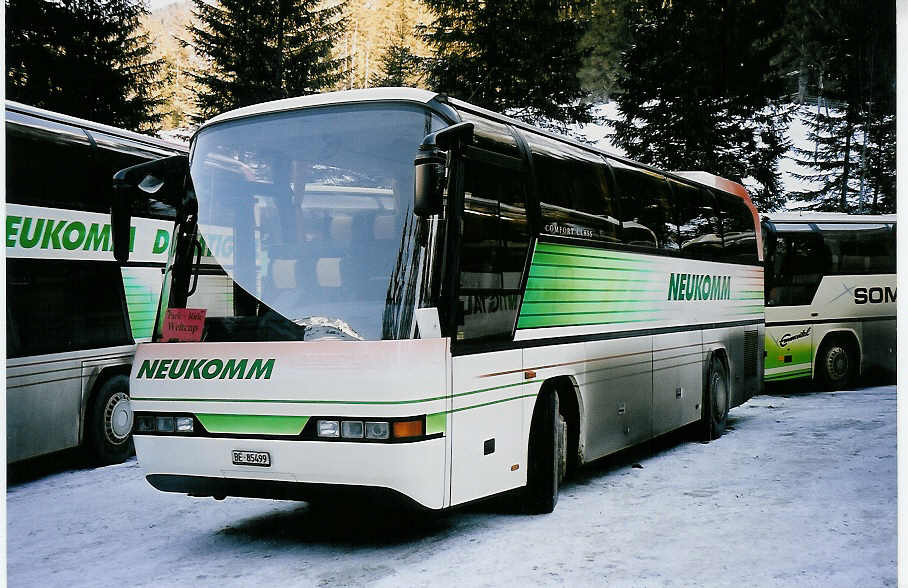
(702, 356, 729, 441)
(87, 374, 134, 465)
(522, 389, 565, 514)
(817, 337, 856, 391)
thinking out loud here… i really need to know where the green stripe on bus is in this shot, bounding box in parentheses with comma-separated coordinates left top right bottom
(426, 412, 446, 434)
(196, 414, 309, 435)
(517, 315, 655, 329)
(765, 369, 812, 382)
(535, 242, 658, 263)
(523, 289, 663, 303)
(132, 380, 543, 406)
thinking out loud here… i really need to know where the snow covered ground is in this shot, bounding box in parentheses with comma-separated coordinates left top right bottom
(7, 384, 896, 587)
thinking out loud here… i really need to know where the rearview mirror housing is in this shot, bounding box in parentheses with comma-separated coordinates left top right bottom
(412, 122, 474, 218)
(111, 154, 189, 264)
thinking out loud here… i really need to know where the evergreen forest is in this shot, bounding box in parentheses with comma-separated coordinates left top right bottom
(5, 0, 896, 212)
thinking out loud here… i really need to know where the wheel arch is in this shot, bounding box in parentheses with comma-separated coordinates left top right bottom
(703, 346, 730, 386)
(813, 328, 862, 378)
(80, 364, 132, 445)
(535, 375, 584, 469)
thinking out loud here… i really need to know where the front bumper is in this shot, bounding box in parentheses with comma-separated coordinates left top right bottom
(135, 434, 447, 509)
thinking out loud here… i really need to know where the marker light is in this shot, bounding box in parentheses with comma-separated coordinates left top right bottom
(175, 416, 194, 433)
(155, 416, 175, 433)
(136, 415, 155, 433)
(341, 421, 364, 439)
(317, 420, 340, 438)
(392, 419, 424, 439)
(365, 421, 390, 440)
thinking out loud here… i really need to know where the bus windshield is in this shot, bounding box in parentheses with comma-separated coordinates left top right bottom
(159, 103, 445, 342)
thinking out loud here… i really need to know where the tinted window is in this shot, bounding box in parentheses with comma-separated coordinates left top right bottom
(608, 159, 672, 249)
(765, 230, 830, 306)
(815, 223, 896, 274)
(714, 191, 758, 264)
(459, 111, 522, 158)
(526, 133, 620, 243)
(7, 259, 131, 357)
(458, 153, 529, 343)
(5, 111, 181, 219)
(6, 113, 100, 212)
(668, 179, 722, 259)
(91, 131, 179, 219)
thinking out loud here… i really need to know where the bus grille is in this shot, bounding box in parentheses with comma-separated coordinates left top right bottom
(743, 330, 758, 377)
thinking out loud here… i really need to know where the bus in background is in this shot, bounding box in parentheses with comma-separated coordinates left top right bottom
(112, 88, 763, 513)
(5, 101, 187, 464)
(763, 212, 896, 388)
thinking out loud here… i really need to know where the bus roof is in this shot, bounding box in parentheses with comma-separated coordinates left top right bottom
(5, 100, 187, 154)
(198, 88, 754, 206)
(765, 211, 896, 224)
(202, 88, 450, 129)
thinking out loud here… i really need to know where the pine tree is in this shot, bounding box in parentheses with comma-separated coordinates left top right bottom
(370, 13, 419, 87)
(578, 0, 631, 102)
(6, 0, 166, 132)
(419, 0, 593, 128)
(785, 0, 895, 212)
(186, 0, 347, 121)
(611, 0, 790, 211)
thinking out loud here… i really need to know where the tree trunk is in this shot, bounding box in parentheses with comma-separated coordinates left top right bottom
(840, 121, 852, 212)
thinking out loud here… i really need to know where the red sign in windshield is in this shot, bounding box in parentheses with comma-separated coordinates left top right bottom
(162, 308, 207, 342)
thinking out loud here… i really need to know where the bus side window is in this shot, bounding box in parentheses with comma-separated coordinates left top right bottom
(524, 133, 620, 243)
(771, 230, 829, 306)
(6, 259, 131, 357)
(669, 180, 722, 261)
(714, 191, 759, 265)
(816, 223, 896, 275)
(608, 159, 673, 250)
(5, 113, 99, 212)
(458, 155, 529, 343)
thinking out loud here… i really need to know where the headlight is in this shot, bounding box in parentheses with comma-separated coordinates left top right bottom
(136, 415, 155, 433)
(364, 421, 390, 440)
(155, 416, 175, 433)
(175, 416, 194, 433)
(317, 420, 340, 438)
(341, 421, 364, 439)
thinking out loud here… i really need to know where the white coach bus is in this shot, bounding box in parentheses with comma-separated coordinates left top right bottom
(5, 101, 187, 463)
(111, 88, 763, 513)
(763, 212, 896, 388)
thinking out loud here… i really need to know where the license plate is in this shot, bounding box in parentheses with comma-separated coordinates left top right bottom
(232, 450, 271, 467)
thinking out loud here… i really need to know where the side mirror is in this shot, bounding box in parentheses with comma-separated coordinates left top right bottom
(111, 154, 189, 264)
(412, 122, 474, 218)
(414, 151, 446, 216)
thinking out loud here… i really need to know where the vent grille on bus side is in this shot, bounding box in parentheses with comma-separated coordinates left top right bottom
(743, 330, 758, 377)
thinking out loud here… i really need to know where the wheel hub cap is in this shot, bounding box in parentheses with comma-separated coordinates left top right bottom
(826, 347, 849, 380)
(106, 392, 133, 443)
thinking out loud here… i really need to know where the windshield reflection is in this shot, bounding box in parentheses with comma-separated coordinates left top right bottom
(165, 104, 445, 342)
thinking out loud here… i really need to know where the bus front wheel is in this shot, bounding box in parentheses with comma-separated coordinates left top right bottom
(522, 389, 566, 514)
(87, 374, 135, 465)
(702, 356, 729, 441)
(817, 338, 856, 391)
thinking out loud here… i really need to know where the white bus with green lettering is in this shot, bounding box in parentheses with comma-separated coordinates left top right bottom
(763, 212, 896, 388)
(113, 88, 763, 512)
(6, 101, 186, 464)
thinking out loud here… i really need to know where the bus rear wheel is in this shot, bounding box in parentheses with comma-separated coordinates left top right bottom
(817, 338, 856, 391)
(522, 389, 566, 514)
(87, 374, 135, 465)
(702, 356, 729, 441)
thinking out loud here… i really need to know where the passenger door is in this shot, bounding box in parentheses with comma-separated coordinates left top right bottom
(449, 145, 532, 506)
